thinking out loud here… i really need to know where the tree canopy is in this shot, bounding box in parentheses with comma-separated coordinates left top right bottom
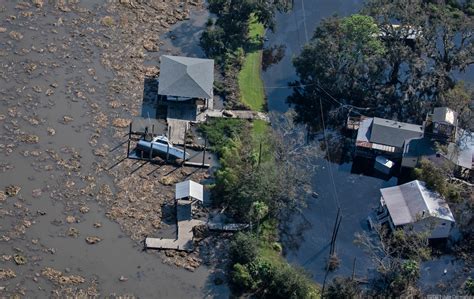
(290, 0, 473, 131)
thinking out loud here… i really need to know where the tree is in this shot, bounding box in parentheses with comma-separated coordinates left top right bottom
(355, 226, 429, 296)
(413, 159, 449, 197)
(202, 0, 292, 60)
(438, 82, 474, 131)
(228, 232, 258, 265)
(250, 201, 269, 236)
(231, 263, 257, 291)
(291, 1, 473, 131)
(289, 14, 387, 130)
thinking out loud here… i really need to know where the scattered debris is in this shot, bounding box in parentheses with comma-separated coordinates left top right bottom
(0, 269, 16, 280)
(85, 236, 101, 244)
(5, 185, 21, 197)
(13, 254, 27, 265)
(112, 118, 130, 128)
(67, 227, 80, 238)
(80, 206, 90, 214)
(9, 31, 23, 40)
(41, 267, 85, 285)
(47, 127, 56, 136)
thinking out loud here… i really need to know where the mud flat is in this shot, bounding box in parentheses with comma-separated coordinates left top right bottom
(0, 0, 228, 297)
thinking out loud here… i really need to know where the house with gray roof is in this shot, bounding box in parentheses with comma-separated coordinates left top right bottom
(158, 55, 214, 101)
(355, 117, 424, 158)
(377, 180, 455, 239)
(156, 55, 215, 123)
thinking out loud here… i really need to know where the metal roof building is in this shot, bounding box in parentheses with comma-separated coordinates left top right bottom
(158, 55, 214, 100)
(175, 180, 203, 202)
(380, 180, 454, 227)
(370, 117, 424, 148)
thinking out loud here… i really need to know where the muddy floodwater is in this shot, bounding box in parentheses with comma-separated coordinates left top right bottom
(0, 1, 228, 297)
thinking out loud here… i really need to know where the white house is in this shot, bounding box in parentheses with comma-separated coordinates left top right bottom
(378, 180, 455, 239)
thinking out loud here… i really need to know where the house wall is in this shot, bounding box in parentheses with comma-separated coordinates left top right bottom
(355, 146, 403, 159)
(405, 217, 453, 239)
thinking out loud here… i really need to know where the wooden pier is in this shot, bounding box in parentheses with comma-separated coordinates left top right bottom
(197, 109, 270, 123)
(145, 202, 204, 252)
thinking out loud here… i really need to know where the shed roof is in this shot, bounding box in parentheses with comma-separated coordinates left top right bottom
(158, 55, 214, 99)
(432, 107, 457, 126)
(370, 117, 424, 148)
(175, 180, 203, 202)
(380, 180, 454, 226)
(444, 129, 473, 170)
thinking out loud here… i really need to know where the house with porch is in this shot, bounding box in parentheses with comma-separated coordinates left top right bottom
(353, 107, 472, 180)
(376, 180, 455, 239)
(355, 117, 424, 159)
(157, 55, 214, 121)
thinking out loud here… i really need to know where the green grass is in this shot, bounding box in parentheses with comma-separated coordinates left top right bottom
(251, 119, 272, 163)
(238, 17, 265, 111)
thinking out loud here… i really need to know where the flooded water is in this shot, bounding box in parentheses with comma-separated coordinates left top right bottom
(0, 1, 227, 297)
(263, 0, 473, 292)
(263, 0, 363, 112)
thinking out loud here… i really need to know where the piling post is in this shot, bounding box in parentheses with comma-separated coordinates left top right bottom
(149, 140, 153, 161)
(127, 122, 132, 158)
(152, 124, 155, 137)
(182, 125, 187, 165)
(202, 137, 207, 167)
(166, 126, 171, 163)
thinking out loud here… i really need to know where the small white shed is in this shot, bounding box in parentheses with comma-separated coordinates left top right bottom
(175, 180, 203, 203)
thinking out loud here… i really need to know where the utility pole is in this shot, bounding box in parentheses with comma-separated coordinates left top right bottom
(352, 257, 357, 281)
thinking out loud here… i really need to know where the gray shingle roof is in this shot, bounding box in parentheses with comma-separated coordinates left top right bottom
(370, 117, 424, 148)
(158, 55, 214, 99)
(380, 180, 454, 226)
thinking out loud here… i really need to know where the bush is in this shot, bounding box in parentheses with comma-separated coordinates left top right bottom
(326, 276, 362, 299)
(198, 118, 246, 156)
(272, 242, 282, 252)
(229, 232, 258, 265)
(264, 263, 315, 299)
(231, 263, 256, 291)
(465, 277, 474, 295)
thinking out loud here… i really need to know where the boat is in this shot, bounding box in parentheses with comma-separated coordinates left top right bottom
(136, 135, 190, 160)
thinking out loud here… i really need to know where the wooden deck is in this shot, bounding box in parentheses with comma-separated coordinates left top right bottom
(167, 118, 189, 145)
(145, 202, 204, 252)
(196, 109, 270, 123)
